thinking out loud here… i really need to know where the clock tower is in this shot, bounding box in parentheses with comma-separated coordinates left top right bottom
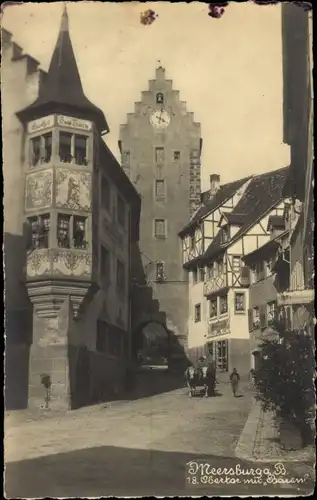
(119, 66, 202, 356)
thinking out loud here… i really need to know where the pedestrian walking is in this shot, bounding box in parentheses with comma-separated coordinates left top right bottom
(229, 368, 240, 397)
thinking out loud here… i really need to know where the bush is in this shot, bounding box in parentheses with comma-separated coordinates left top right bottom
(253, 319, 315, 441)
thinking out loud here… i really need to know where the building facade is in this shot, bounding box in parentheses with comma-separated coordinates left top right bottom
(243, 217, 290, 370)
(277, 3, 314, 329)
(180, 174, 252, 363)
(2, 27, 48, 409)
(3, 8, 141, 410)
(119, 67, 202, 356)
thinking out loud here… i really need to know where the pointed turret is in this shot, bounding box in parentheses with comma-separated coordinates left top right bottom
(17, 5, 108, 133)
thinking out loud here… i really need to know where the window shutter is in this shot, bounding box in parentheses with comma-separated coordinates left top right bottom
(248, 309, 253, 332)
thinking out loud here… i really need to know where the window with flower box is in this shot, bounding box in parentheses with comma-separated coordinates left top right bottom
(234, 292, 246, 314)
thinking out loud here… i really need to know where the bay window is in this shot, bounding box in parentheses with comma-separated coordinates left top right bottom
(30, 133, 52, 166)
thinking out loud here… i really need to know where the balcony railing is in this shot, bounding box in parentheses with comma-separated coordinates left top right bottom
(277, 288, 314, 306)
(204, 273, 228, 296)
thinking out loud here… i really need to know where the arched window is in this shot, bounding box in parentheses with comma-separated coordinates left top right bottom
(156, 92, 164, 105)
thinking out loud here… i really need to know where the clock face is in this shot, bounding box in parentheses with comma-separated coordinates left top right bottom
(150, 109, 171, 129)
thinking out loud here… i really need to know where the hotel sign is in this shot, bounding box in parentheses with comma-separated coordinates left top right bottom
(207, 318, 230, 339)
(57, 115, 92, 131)
(27, 115, 55, 134)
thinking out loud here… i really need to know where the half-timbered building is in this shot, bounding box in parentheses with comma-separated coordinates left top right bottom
(180, 167, 289, 378)
(200, 167, 289, 378)
(179, 174, 253, 363)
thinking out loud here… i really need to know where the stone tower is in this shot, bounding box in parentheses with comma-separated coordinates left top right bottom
(119, 66, 202, 353)
(16, 6, 109, 408)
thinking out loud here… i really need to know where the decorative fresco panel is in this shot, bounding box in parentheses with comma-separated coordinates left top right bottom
(27, 249, 51, 278)
(51, 249, 92, 277)
(25, 169, 53, 211)
(55, 169, 92, 211)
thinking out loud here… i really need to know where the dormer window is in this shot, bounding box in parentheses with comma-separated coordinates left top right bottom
(30, 133, 52, 166)
(59, 131, 88, 166)
(156, 92, 164, 105)
(221, 225, 230, 244)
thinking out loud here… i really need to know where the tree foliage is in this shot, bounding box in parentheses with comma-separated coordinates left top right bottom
(253, 319, 315, 433)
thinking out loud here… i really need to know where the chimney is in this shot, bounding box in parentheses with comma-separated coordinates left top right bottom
(209, 174, 220, 196)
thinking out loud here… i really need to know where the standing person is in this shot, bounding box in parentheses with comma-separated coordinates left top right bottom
(229, 368, 240, 397)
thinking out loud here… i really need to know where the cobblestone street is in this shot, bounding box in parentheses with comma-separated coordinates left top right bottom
(5, 383, 313, 497)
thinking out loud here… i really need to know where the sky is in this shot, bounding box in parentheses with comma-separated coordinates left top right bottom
(3, 1, 290, 189)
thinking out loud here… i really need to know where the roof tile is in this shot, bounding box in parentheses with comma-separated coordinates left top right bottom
(202, 166, 289, 262)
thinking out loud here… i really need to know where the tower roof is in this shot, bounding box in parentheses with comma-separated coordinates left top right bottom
(17, 5, 108, 133)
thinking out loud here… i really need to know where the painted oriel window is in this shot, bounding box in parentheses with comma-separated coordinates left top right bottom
(30, 133, 52, 166)
(57, 214, 71, 248)
(28, 214, 50, 248)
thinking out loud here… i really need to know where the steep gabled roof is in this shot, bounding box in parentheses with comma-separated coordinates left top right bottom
(179, 176, 252, 237)
(17, 6, 108, 133)
(202, 166, 290, 263)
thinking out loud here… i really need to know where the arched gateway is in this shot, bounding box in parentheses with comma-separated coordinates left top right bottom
(131, 313, 188, 372)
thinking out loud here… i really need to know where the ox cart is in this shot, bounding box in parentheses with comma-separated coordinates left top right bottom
(184, 365, 216, 398)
